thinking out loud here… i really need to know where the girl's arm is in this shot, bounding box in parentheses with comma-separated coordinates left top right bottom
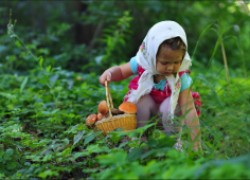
(178, 88, 202, 151)
(99, 63, 133, 85)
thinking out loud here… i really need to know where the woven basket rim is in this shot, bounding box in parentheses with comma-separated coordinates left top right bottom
(95, 113, 135, 125)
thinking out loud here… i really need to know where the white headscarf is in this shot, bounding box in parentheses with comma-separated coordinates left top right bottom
(127, 20, 192, 117)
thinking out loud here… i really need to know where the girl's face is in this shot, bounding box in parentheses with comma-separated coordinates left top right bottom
(156, 45, 184, 76)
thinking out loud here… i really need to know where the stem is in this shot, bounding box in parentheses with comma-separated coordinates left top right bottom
(15, 36, 38, 61)
(220, 40, 230, 82)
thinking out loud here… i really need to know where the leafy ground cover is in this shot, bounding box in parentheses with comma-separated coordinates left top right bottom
(0, 55, 249, 179)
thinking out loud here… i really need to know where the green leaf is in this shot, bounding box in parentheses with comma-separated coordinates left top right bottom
(39, 56, 44, 67)
(73, 130, 85, 146)
(38, 169, 59, 179)
(97, 150, 127, 166)
(86, 144, 109, 154)
(0, 92, 16, 100)
(127, 147, 143, 161)
(60, 147, 72, 157)
(6, 161, 18, 170)
(20, 77, 28, 93)
(83, 133, 96, 145)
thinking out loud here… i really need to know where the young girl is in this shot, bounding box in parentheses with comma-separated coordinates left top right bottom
(99, 20, 201, 151)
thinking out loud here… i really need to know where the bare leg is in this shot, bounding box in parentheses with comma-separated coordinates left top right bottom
(136, 95, 158, 127)
(159, 97, 176, 135)
(159, 97, 171, 121)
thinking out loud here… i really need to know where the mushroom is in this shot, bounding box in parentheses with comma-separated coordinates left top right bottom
(98, 100, 109, 115)
(97, 112, 104, 121)
(86, 114, 97, 127)
(111, 108, 124, 115)
(118, 101, 137, 114)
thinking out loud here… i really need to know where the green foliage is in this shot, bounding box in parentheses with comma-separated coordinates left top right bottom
(2, 1, 249, 74)
(83, 10, 133, 74)
(0, 1, 249, 179)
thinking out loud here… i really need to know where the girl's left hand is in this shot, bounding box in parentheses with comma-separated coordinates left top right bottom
(174, 139, 183, 152)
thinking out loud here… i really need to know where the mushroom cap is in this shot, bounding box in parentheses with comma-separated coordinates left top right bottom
(111, 108, 124, 115)
(97, 112, 104, 121)
(98, 100, 109, 115)
(118, 101, 137, 114)
(86, 114, 97, 127)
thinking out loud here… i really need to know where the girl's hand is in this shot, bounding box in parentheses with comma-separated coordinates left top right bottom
(99, 71, 112, 86)
(99, 63, 133, 86)
(174, 139, 183, 152)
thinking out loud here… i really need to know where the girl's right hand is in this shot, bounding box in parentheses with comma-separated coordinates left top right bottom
(99, 63, 133, 86)
(99, 71, 112, 86)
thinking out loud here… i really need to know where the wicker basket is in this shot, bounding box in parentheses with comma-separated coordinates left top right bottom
(95, 81, 137, 134)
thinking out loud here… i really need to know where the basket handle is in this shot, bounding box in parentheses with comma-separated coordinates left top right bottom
(105, 81, 114, 118)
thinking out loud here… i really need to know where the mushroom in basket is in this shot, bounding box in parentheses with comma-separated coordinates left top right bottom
(118, 101, 137, 114)
(85, 114, 97, 127)
(98, 100, 109, 116)
(85, 101, 137, 128)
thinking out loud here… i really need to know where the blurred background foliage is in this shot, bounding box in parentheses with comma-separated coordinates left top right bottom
(0, 0, 249, 75)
